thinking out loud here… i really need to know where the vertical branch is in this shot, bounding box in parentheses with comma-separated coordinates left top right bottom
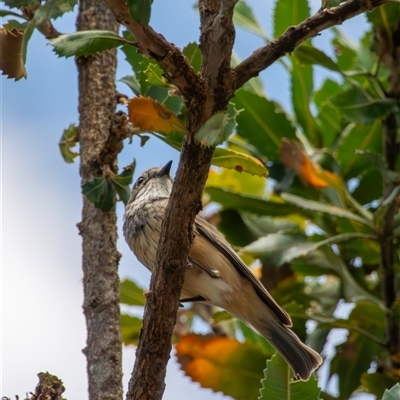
(378, 20, 400, 367)
(76, 1, 123, 399)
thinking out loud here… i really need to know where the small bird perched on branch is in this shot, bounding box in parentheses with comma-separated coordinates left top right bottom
(123, 160, 322, 381)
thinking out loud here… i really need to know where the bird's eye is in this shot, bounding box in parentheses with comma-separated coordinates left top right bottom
(136, 176, 144, 185)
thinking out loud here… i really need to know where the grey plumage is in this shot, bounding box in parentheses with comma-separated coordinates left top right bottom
(123, 161, 323, 381)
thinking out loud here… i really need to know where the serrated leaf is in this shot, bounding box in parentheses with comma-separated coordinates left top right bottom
(273, 0, 310, 38)
(205, 186, 300, 216)
(294, 44, 340, 72)
(207, 167, 265, 197)
(330, 87, 397, 124)
(59, 123, 78, 163)
(258, 353, 321, 400)
(120, 279, 145, 306)
(175, 334, 266, 400)
(82, 177, 115, 212)
(195, 103, 241, 146)
(144, 63, 169, 87)
(233, 1, 267, 38)
(182, 42, 202, 73)
(120, 75, 141, 95)
(212, 147, 267, 177)
(33, 0, 77, 25)
(50, 30, 129, 58)
(121, 314, 142, 346)
(232, 89, 296, 160)
(0, 28, 27, 80)
(291, 59, 320, 146)
(110, 160, 136, 204)
(127, 0, 153, 24)
(382, 384, 400, 400)
(331, 28, 359, 71)
(243, 232, 375, 267)
(21, 20, 34, 64)
(128, 96, 187, 134)
(281, 192, 375, 229)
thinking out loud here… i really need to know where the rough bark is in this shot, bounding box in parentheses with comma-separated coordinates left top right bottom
(378, 17, 400, 366)
(99, 0, 397, 398)
(76, 2, 123, 400)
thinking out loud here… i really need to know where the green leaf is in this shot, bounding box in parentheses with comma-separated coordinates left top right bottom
(316, 105, 342, 148)
(314, 79, 342, 110)
(82, 177, 115, 212)
(232, 89, 295, 160)
(281, 192, 374, 228)
(145, 85, 183, 116)
(242, 232, 375, 267)
(273, 0, 310, 38)
(33, 0, 77, 25)
(21, 20, 34, 64)
(294, 44, 340, 72)
(291, 59, 320, 146)
(259, 353, 321, 400)
(195, 103, 241, 146)
(120, 75, 141, 96)
(233, 1, 267, 38)
(382, 384, 400, 400)
(58, 123, 78, 163)
(205, 187, 300, 216)
(121, 314, 142, 345)
(182, 42, 202, 73)
(331, 28, 358, 71)
(127, 0, 153, 24)
(352, 167, 383, 205)
(212, 147, 267, 177)
(110, 160, 136, 205)
(330, 87, 397, 124)
(120, 279, 145, 306)
(50, 30, 129, 58)
(337, 120, 382, 179)
(144, 63, 169, 88)
(121, 30, 144, 76)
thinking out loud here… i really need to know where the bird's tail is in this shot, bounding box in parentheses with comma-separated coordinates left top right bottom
(250, 314, 323, 381)
(228, 291, 322, 381)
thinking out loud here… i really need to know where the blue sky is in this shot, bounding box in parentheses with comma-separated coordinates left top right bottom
(2, 1, 372, 399)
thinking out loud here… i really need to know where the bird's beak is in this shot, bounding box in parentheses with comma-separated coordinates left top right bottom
(158, 160, 173, 177)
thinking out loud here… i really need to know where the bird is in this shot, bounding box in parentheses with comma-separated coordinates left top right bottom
(123, 160, 323, 380)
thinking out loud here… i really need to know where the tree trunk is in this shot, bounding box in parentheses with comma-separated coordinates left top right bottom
(76, 2, 123, 399)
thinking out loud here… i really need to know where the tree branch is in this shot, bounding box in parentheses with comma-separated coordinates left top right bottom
(76, 1, 123, 400)
(199, 0, 238, 114)
(233, 0, 391, 90)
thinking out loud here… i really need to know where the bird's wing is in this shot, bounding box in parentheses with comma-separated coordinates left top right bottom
(194, 215, 292, 326)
